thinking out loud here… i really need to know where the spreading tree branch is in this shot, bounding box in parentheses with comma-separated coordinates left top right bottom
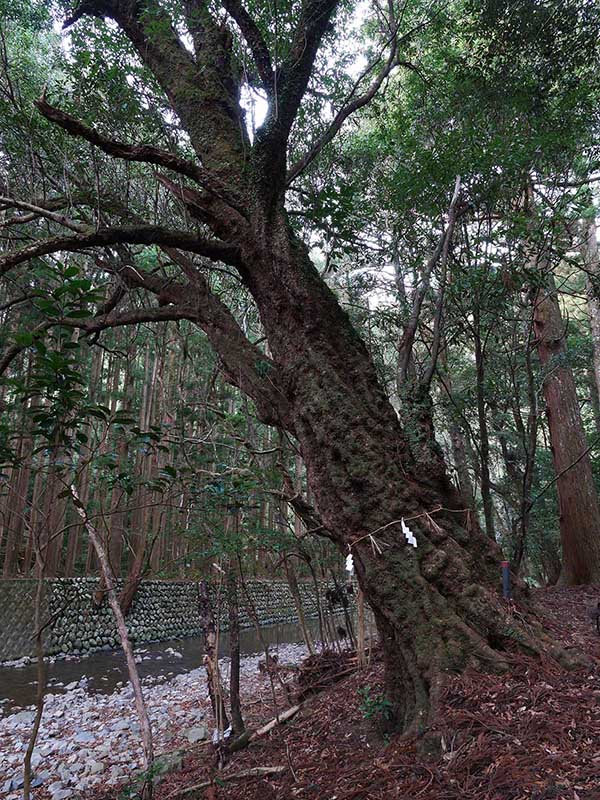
(0, 225, 241, 276)
(0, 195, 89, 233)
(286, 15, 432, 184)
(36, 98, 243, 211)
(64, 0, 248, 182)
(222, 0, 274, 94)
(251, 0, 340, 191)
(118, 252, 293, 429)
(398, 177, 462, 387)
(275, 0, 340, 133)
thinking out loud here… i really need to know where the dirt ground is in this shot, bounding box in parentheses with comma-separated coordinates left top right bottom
(93, 586, 600, 800)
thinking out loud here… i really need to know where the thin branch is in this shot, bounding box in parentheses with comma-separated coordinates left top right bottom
(421, 176, 462, 388)
(286, 22, 400, 184)
(255, 0, 339, 167)
(62, 305, 200, 332)
(0, 321, 53, 376)
(398, 176, 462, 386)
(286, 16, 431, 184)
(0, 195, 89, 233)
(70, 484, 154, 793)
(0, 291, 43, 312)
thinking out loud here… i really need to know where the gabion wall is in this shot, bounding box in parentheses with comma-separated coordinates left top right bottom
(0, 577, 345, 661)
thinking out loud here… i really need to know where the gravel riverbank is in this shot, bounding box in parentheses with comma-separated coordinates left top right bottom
(0, 642, 309, 800)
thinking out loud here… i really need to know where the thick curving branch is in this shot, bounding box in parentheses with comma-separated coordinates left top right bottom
(0, 321, 53, 376)
(223, 0, 274, 94)
(275, 0, 340, 133)
(36, 98, 243, 211)
(0, 225, 241, 276)
(252, 0, 340, 188)
(115, 252, 294, 430)
(64, 0, 248, 184)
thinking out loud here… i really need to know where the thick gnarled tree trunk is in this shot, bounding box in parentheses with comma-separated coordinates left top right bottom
(237, 211, 559, 730)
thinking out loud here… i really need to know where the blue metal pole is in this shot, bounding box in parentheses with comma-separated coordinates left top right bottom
(501, 560, 511, 599)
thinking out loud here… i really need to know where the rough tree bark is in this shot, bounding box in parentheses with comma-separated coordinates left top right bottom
(242, 213, 561, 732)
(532, 274, 600, 584)
(198, 579, 229, 734)
(6, 0, 574, 733)
(580, 207, 600, 406)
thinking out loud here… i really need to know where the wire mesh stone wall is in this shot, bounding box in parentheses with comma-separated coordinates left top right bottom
(0, 577, 349, 661)
(0, 579, 50, 660)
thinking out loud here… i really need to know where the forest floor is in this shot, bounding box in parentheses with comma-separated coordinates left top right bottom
(108, 586, 600, 800)
(4, 586, 600, 800)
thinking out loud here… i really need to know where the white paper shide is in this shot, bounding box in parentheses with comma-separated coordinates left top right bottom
(401, 519, 418, 548)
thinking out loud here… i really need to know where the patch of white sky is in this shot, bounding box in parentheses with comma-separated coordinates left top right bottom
(238, 0, 370, 139)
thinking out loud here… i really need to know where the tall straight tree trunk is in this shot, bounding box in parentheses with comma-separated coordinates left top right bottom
(120, 347, 158, 612)
(580, 207, 600, 403)
(532, 275, 600, 584)
(66, 345, 104, 576)
(510, 328, 539, 573)
(440, 354, 476, 510)
(473, 312, 496, 541)
(2, 402, 34, 575)
(588, 368, 600, 436)
(109, 361, 135, 574)
(24, 467, 45, 575)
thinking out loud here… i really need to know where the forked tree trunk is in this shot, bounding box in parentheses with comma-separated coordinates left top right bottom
(532, 276, 600, 585)
(239, 210, 563, 732)
(198, 579, 229, 734)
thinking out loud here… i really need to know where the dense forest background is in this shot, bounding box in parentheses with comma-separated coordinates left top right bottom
(2, 0, 600, 592)
(1, 0, 600, 760)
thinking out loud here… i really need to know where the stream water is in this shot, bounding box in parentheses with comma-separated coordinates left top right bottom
(0, 614, 345, 715)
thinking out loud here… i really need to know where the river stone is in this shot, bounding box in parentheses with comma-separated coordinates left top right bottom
(51, 789, 74, 800)
(11, 710, 35, 725)
(48, 782, 69, 797)
(186, 725, 208, 743)
(74, 731, 95, 744)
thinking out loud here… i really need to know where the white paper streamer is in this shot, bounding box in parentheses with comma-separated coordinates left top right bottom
(345, 553, 354, 573)
(401, 518, 418, 548)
